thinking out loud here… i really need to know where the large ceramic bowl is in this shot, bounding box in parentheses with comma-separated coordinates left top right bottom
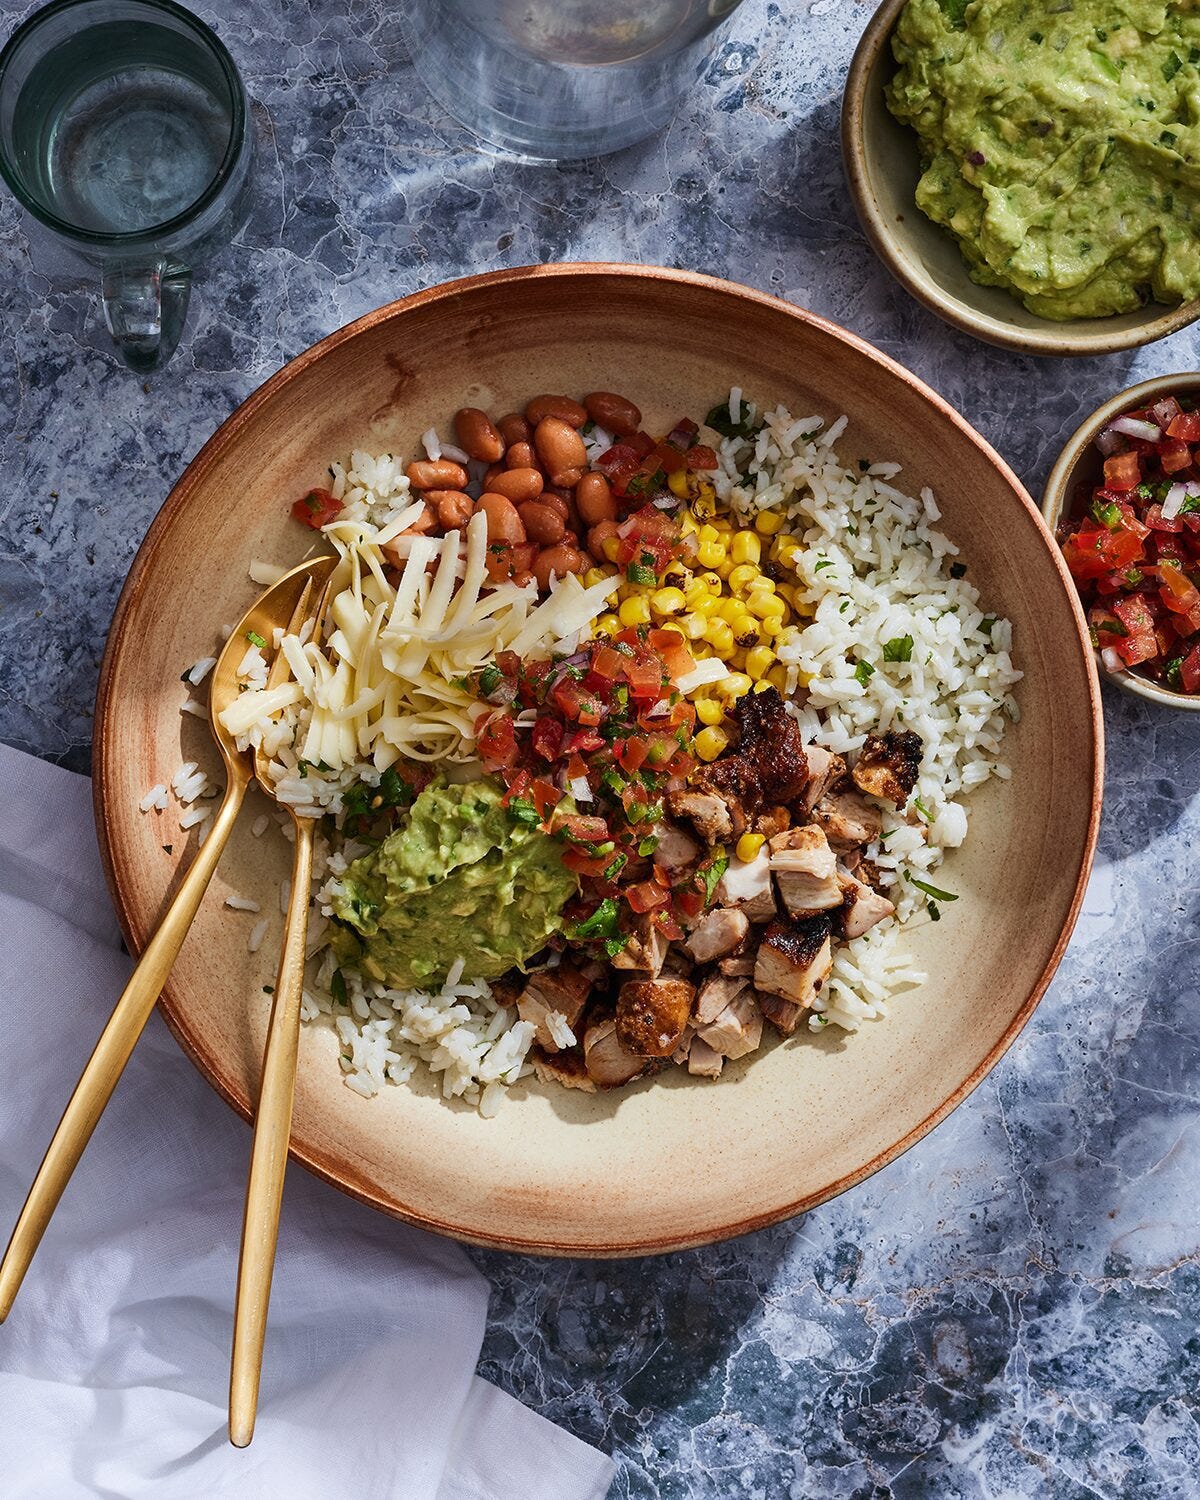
(1042, 372, 1200, 712)
(94, 264, 1103, 1255)
(842, 0, 1200, 357)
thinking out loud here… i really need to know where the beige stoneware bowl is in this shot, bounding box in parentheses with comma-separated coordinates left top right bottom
(94, 264, 1103, 1255)
(1042, 372, 1200, 712)
(842, 0, 1200, 357)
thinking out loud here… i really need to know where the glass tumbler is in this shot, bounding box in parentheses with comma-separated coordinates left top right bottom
(401, 0, 745, 161)
(0, 0, 251, 372)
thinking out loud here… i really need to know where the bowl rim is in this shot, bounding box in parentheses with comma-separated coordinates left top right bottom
(1042, 370, 1200, 712)
(841, 0, 1200, 357)
(93, 262, 1105, 1254)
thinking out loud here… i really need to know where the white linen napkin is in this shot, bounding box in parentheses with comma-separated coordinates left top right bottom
(0, 743, 614, 1500)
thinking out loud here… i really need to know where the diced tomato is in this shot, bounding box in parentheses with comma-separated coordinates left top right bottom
(675, 889, 704, 920)
(561, 726, 605, 755)
(530, 778, 560, 818)
(1180, 643, 1200, 693)
(1111, 595, 1158, 665)
(625, 879, 669, 913)
(1103, 452, 1142, 491)
(647, 629, 696, 682)
(1145, 504, 1183, 533)
(475, 711, 517, 768)
(291, 488, 342, 529)
(643, 733, 680, 768)
(562, 847, 615, 877)
(556, 812, 610, 844)
(1062, 520, 1145, 581)
(685, 444, 719, 470)
(530, 716, 564, 761)
(1160, 439, 1192, 474)
(624, 651, 667, 700)
(1156, 560, 1200, 617)
(551, 677, 605, 725)
(589, 644, 625, 682)
(626, 431, 655, 458)
(1167, 411, 1200, 443)
(615, 737, 650, 773)
(650, 441, 687, 475)
(564, 752, 588, 782)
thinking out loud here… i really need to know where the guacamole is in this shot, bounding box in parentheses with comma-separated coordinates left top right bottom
(327, 777, 576, 990)
(887, 0, 1200, 318)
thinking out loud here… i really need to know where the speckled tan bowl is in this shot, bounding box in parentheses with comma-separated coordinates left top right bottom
(94, 264, 1102, 1255)
(1042, 372, 1200, 711)
(842, 0, 1200, 357)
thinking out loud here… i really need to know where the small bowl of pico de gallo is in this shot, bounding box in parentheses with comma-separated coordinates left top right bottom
(1043, 373, 1200, 711)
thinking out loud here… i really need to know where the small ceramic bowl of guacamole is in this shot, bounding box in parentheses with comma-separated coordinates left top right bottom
(1042, 372, 1200, 711)
(842, 0, 1200, 356)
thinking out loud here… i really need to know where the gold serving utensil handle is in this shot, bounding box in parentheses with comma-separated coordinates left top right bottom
(0, 555, 336, 1323)
(229, 570, 334, 1447)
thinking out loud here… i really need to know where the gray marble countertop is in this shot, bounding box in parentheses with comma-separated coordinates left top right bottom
(3, 1, 1200, 1495)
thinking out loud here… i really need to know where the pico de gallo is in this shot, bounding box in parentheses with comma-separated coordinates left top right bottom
(471, 627, 734, 962)
(1059, 391, 1200, 693)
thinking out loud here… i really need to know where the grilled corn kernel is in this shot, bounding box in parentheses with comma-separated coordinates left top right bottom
(699, 571, 723, 593)
(710, 515, 733, 535)
(745, 645, 776, 680)
(696, 539, 727, 569)
(774, 539, 803, 569)
(767, 664, 789, 691)
(695, 696, 724, 726)
(618, 595, 651, 628)
(704, 619, 735, 655)
(694, 726, 729, 762)
(736, 831, 766, 861)
(678, 612, 708, 640)
(716, 671, 753, 701)
(727, 562, 759, 594)
(760, 615, 785, 638)
(746, 575, 776, 595)
(733, 623, 760, 649)
(601, 535, 622, 563)
(752, 679, 773, 694)
(668, 469, 692, 499)
(680, 511, 698, 537)
(731, 533, 762, 567)
(650, 586, 686, 617)
(748, 592, 786, 620)
(595, 612, 620, 636)
(583, 567, 608, 589)
(754, 509, 785, 536)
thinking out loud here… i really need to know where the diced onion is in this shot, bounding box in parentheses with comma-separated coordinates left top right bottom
(675, 659, 729, 694)
(1161, 481, 1200, 522)
(1100, 646, 1124, 674)
(1109, 416, 1161, 442)
(421, 427, 441, 461)
(568, 775, 592, 802)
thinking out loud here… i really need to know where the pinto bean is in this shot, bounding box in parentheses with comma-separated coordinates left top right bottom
(519, 502, 566, 545)
(506, 441, 537, 471)
(525, 394, 587, 428)
(586, 519, 621, 563)
(454, 407, 504, 463)
(428, 490, 474, 529)
(406, 459, 469, 490)
(535, 418, 587, 487)
(584, 391, 642, 437)
(576, 471, 616, 525)
(537, 492, 570, 524)
(488, 467, 544, 504)
(533, 544, 586, 591)
(483, 462, 505, 489)
(497, 412, 531, 446)
(478, 491, 527, 545)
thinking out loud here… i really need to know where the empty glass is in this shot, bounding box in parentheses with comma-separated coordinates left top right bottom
(401, 0, 745, 161)
(0, 0, 252, 371)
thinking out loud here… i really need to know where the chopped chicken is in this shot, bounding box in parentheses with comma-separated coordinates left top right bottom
(693, 757, 754, 837)
(531, 1046, 596, 1092)
(813, 788, 883, 851)
(754, 914, 833, 1008)
(695, 972, 749, 1025)
(611, 912, 668, 976)
(671, 1027, 695, 1066)
(753, 804, 791, 839)
(666, 788, 734, 844)
(719, 955, 756, 976)
(687, 1034, 724, 1078)
(615, 977, 696, 1057)
(682, 906, 749, 964)
(837, 868, 896, 939)
(733, 686, 810, 803)
(583, 1018, 647, 1087)
(851, 730, 923, 807)
(697, 987, 763, 1060)
(517, 963, 591, 1051)
(768, 826, 843, 916)
(800, 745, 846, 814)
(758, 990, 806, 1035)
(715, 847, 777, 923)
(653, 822, 703, 877)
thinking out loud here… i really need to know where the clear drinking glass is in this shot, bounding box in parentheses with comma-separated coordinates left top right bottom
(401, 0, 745, 161)
(0, 0, 251, 372)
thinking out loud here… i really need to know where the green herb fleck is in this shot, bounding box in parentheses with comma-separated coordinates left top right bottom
(854, 659, 875, 687)
(701, 852, 729, 905)
(626, 562, 657, 586)
(882, 635, 914, 663)
(905, 872, 959, 903)
(245, 629, 267, 649)
(570, 898, 621, 941)
(330, 969, 348, 1007)
(1163, 49, 1183, 81)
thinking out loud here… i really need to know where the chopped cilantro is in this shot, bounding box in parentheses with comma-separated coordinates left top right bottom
(507, 796, 540, 826)
(882, 635, 914, 663)
(330, 969, 348, 1007)
(839, 599, 851, 614)
(245, 629, 267, 648)
(603, 853, 628, 880)
(701, 852, 729, 905)
(980, 616, 997, 635)
(162, 843, 173, 854)
(1161, 130, 1178, 148)
(854, 659, 875, 687)
(904, 872, 959, 903)
(1165, 656, 1184, 688)
(263, 985, 274, 995)
(570, 898, 621, 940)
(912, 794, 933, 824)
(814, 557, 835, 573)
(928, 901, 942, 922)
(603, 934, 629, 958)
(626, 562, 657, 586)
(704, 401, 764, 441)
(479, 663, 504, 695)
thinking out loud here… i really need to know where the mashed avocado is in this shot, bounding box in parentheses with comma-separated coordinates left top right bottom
(327, 777, 576, 990)
(887, 0, 1200, 318)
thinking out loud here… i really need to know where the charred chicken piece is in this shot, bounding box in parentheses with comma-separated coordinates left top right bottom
(758, 990, 806, 1036)
(732, 686, 810, 804)
(611, 912, 668, 977)
(531, 1045, 596, 1092)
(813, 788, 883, 851)
(682, 906, 749, 965)
(583, 1018, 647, 1087)
(696, 987, 763, 1060)
(687, 1034, 724, 1078)
(800, 745, 847, 815)
(517, 963, 592, 1052)
(851, 730, 923, 807)
(754, 914, 833, 1009)
(753, 804, 792, 839)
(837, 868, 896, 939)
(653, 822, 704, 877)
(615, 976, 696, 1057)
(666, 788, 734, 845)
(715, 846, 777, 923)
(695, 972, 749, 1026)
(768, 826, 842, 916)
(718, 955, 757, 977)
(692, 755, 756, 838)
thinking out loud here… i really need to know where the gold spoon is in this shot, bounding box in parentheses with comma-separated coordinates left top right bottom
(0, 554, 337, 1322)
(229, 568, 336, 1448)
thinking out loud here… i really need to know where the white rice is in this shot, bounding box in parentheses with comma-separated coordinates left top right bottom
(225, 895, 261, 913)
(248, 918, 270, 954)
(138, 784, 168, 813)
